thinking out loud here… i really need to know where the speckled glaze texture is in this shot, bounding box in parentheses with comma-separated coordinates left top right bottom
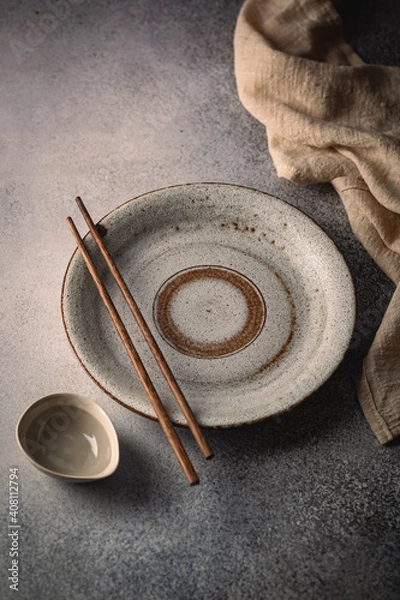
(62, 183, 355, 426)
(2, 1, 400, 599)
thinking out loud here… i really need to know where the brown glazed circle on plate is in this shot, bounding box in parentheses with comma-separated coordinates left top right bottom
(153, 265, 266, 358)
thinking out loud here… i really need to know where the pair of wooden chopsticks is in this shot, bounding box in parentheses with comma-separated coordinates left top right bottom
(67, 197, 213, 485)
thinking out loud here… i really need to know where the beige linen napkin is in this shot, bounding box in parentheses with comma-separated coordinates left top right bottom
(234, 0, 400, 443)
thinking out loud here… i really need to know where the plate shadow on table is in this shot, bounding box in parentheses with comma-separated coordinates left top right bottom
(205, 355, 367, 459)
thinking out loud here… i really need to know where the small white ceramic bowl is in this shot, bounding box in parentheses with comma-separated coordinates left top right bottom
(16, 392, 119, 482)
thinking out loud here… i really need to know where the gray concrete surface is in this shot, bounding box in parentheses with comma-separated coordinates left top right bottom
(1, 1, 399, 598)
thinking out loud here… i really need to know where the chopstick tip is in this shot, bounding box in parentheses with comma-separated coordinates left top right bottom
(66, 216, 81, 240)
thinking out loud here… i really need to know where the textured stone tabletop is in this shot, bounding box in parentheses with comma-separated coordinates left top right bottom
(1, 1, 399, 598)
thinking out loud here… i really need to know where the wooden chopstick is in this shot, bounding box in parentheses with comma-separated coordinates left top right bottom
(75, 196, 213, 460)
(67, 216, 199, 486)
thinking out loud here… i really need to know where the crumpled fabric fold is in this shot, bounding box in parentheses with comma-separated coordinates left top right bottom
(234, 0, 400, 443)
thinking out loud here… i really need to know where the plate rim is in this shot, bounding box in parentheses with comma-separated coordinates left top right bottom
(61, 182, 357, 428)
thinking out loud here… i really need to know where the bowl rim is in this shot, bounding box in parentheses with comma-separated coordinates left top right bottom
(15, 392, 119, 481)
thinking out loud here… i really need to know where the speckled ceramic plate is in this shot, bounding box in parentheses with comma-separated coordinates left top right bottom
(61, 183, 355, 427)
